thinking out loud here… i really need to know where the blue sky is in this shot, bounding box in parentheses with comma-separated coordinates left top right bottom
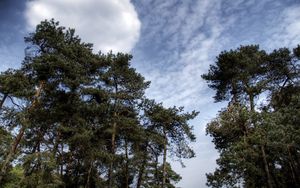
(1, 0, 300, 187)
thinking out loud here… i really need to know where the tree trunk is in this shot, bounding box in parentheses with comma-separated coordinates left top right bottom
(85, 161, 93, 188)
(287, 145, 300, 186)
(0, 125, 25, 183)
(162, 131, 167, 188)
(0, 81, 44, 184)
(152, 154, 158, 187)
(136, 155, 147, 188)
(125, 139, 129, 188)
(261, 145, 273, 188)
(247, 91, 273, 188)
(249, 93, 254, 112)
(108, 112, 117, 188)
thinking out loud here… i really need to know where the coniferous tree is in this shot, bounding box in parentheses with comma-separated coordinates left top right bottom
(203, 44, 300, 188)
(0, 19, 197, 188)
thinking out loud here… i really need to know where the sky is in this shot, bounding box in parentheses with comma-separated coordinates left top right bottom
(1, 0, 300, 187)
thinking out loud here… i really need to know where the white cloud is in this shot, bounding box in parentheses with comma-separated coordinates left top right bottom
(135, 0, 228, 110)
(267, 5, 300, 49)
(25, 0, 141, 53)
(131, 1, 230, 187)
(131, 1, 300, 187)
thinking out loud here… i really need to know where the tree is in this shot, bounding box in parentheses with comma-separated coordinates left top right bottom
(143, 99, 198, 188)
(203, 44, 300, 187)
(0, 19, 197, 188)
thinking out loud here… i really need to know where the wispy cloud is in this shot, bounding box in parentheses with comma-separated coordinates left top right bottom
(131, 1, 230, 187)
(131, 0, 300, 187)
(133, 0, 228, 110)
(266, 5, 300, 49)
(25, 0, 141, 53)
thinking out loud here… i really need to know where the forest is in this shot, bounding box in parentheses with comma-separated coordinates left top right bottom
(0, 20, 299, 188)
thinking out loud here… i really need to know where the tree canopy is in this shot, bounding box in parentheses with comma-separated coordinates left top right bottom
(203, 44, 300, 188)
(0, 19, 198, 188)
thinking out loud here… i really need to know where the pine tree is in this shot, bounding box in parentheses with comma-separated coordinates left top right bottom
(203, 44, 300, 187)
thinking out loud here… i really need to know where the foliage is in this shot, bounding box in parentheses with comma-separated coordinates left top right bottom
(203, 45, 300, 187)
(0, 19, 197, 188)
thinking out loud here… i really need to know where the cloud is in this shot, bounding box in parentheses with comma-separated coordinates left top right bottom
(131, 1, 231, 187)
(25, 0, 141, 53)
(266, 5, 300, 49)
(131, 1, 300, 187)
(132, 0, 229, 110)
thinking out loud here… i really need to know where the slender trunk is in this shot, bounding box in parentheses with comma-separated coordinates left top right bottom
(248, 91, 273, 188)
(109, 78, 118, 188)
(288, 161, 297, 186)
(0, 126, 25, 183)
(0, 81, 44, 183)
(108, 112, 117, 188)
(287, 145, 300, 186)
(85, 161, 93, 188)
(162, 131, 167, 188)
(249, 93, 254, 112)
(53, 131, 60, 175)
(261, 145, 273, 188)
(155, 154, 159, 187)
(231, 81, 238, 104)
(136, 155, 147, 188)
(0, 93, 8, 110)
(125, 139, 129, 188)
(60, 143, 64, 176)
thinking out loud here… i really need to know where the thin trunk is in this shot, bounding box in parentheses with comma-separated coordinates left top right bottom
(231, 81, 238, 104)
(261, 145, 273, 188)
(248, 91, 273, 188)
(109, 77, 118, 188)
(288, 161, 297, 186)
(85, 161, 93, 188)
(155, 154, 159, 187)
(136, 155, 147, 188)
(0, 81, 44, 183)
(60, 143, 64, 176)
(162, 131, 167, 188)
(125, 139, 129, 188)
(0, 126, 25, 183)
(108, 112, 117, 188)
(287, 145, 300, 186)
(249, 93, 254, 112)
(53, 131, 60, 175)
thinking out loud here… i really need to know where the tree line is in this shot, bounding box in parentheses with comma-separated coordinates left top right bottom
(0, 20, 198, 188)
(1, 19, 299, 188)
(203, 44, 300, 187)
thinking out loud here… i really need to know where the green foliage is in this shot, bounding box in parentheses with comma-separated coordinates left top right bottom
(0, 19, 197, 188)
(204, 44, 300, 187)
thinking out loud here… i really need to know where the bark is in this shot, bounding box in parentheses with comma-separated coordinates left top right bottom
(162, 131, 167, 188)
(125, 139, 129, 188)
(0, 81, 44, 184)
(0, 126, 25, 183)
(136, 155, 147, 188)
(288, 145, 300, 186)
(108, 77, 118, 188)
(231, 80, 238, 103)
(155, 154, 159, 187)
(85, 161, 93, 188)
(261, 145, 273, 188)
(53, 131, 60, 174)
(249, 93, 255, 112)
(248, 90, 273, 188)
(60, 143, 64, 176)
(108, 112, 117, 188)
